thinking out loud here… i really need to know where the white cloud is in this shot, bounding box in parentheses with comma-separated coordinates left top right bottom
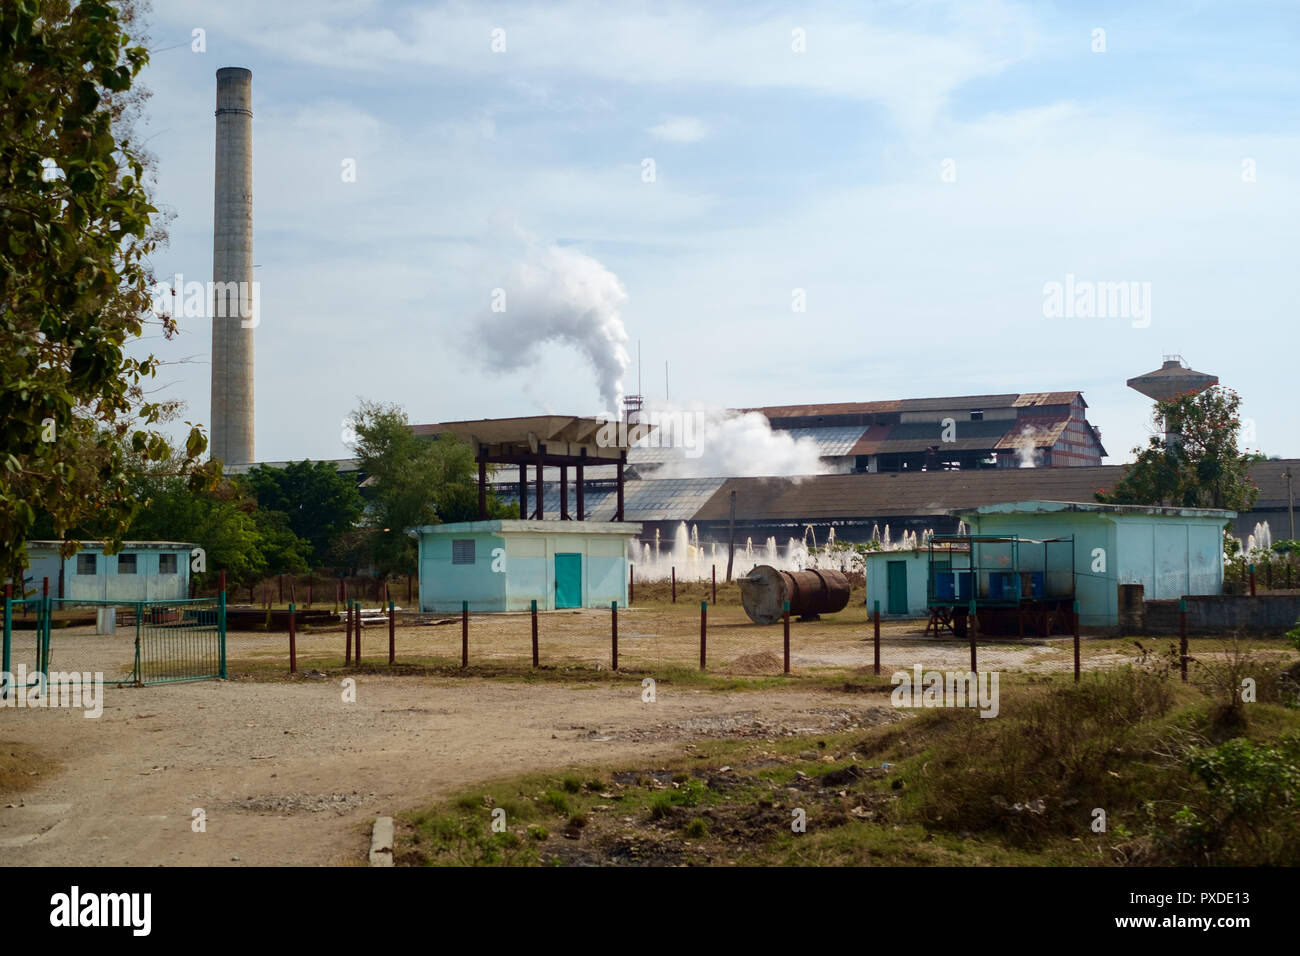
(648, 116, 709, 143)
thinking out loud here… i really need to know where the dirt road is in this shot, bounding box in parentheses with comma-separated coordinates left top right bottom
(0, 673, 894, 866)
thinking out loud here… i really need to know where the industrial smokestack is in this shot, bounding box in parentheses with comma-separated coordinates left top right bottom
(210, 67, 255, 466)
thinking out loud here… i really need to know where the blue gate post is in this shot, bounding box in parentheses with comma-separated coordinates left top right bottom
(134, 600, 144, 685)
(2, 584, 11, 699)
(218, 571, 227, 679)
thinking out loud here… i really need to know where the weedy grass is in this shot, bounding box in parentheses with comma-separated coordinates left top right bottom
(395, 646, 1300, 866)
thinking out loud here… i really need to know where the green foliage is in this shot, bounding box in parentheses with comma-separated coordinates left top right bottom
(1, 0, 208, 575)
(1098, 386, 1259, 511)
(1155, 735, 1300, 864)
(93, 434, 312, 584)
(348, 399, 514, 577)
(245, 460, 362, 567)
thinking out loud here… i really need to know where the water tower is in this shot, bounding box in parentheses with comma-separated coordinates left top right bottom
(1127, 355, 1218, 446)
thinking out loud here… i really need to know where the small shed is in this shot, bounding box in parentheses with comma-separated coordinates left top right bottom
(23, 541, 196, 602)
(413, 520, 642, 613)
(863, 549, 932, 617)
(957, 500, 1234, 627)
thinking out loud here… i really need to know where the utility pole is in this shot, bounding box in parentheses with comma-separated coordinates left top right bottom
(725, 490, 737, 582)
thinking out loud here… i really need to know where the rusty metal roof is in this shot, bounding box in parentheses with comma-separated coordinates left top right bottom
(748, 393, 1082, 419)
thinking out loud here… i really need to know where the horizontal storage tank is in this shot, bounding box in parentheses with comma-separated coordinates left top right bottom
(738, 565, 852, 625)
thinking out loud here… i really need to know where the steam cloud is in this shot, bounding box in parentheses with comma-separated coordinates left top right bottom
(638, 404, 830, 479)
(472, 236, 630, 415)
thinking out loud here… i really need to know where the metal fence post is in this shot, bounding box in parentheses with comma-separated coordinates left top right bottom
(699, 600, 707, 670)
(1179, 598, 1188, 681)
(783, 600, 790, 675)
(968, 598, 978, 674)
(2, 584, 11, 699)
(531, 599, 538, 668)
(288, 602, 297, 674)
(1072, 599, 1080, 683)
(388, 601, 395, 666)
(345, 600, 353, 665)
(218, 571, 227, 679)
(354, 600, 362, 664)
(611, 600, 618, 671)
(134, 600, 144, 686)
(873, 600, 881, 676)
(461, 600, 469, 668)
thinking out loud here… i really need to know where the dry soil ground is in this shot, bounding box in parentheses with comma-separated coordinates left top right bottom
(0, 603, 1132, 866)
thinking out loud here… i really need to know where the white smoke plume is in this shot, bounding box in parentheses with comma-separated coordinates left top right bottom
(634, 403, 830, 478)
(1011, 423, 1047, 468)
(471, 233, 630, 414)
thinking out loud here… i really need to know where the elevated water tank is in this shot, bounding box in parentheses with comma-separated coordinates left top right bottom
(1127, 356, 1218, 402)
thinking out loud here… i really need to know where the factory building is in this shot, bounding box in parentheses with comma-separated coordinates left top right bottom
(737, 391, 1106, 472)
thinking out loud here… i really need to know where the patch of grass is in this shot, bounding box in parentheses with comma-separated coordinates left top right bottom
(684, 817, 709, 838)
(540, 790, 571, 815)
(561, 776, 582, 794)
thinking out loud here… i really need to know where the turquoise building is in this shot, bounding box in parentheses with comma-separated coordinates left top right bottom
(864, 548, 932, 618)
(24, 540, 196, 602)
(956, 500, 1234, 627)
(414, 520, 641, 613)
(864, 500, 1234, 627)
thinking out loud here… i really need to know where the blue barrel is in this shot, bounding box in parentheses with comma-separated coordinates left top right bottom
(934, 572, 955, 600)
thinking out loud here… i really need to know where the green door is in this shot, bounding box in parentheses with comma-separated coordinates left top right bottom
(554, 553, 582, 609)
(886, 561, 908, 615)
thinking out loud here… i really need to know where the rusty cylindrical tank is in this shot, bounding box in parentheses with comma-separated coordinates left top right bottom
(738, 565, 851, 625)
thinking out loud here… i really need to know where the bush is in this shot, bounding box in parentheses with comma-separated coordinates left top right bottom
(1148, 734, 1300, 865)
(906, 666, 1176, 842)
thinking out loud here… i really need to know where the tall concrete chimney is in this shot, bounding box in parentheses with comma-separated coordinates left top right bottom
(211, 67, 255, 466)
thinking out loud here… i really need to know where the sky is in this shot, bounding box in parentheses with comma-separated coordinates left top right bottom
(129, 0, 1300, 466)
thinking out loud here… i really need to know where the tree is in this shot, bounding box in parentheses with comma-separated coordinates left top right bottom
(1, 0, 207, 578)
(246, 461, 363, 568)
(348, 400, 513, 578)
(1097, 386, 1259, 512)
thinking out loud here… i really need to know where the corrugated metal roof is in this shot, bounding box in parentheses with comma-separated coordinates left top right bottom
(689, 467, 1132, 521)
(993, 418, 1069, 451)
(776, 425, 872, 456)
(494, 477, 728, 522)
(688, 460, 1295, 522)
(751, 393, 1050, 418)
(1013, 392, 1084, 408)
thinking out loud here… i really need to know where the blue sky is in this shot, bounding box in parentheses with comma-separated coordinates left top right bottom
(132, 0, 1299, 465)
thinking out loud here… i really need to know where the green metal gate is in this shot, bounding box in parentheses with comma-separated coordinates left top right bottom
(2, 594, 225, 693)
